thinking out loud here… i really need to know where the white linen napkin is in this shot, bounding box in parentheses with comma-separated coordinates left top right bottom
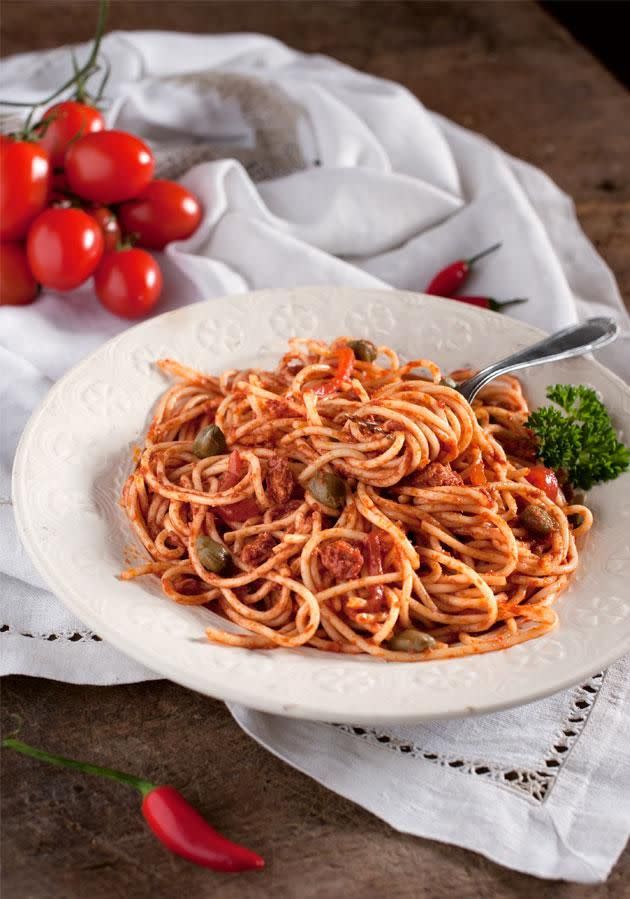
(1, 32, 628, 882)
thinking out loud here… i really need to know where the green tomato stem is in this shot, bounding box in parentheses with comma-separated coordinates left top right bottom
(0, 0, 109, 110)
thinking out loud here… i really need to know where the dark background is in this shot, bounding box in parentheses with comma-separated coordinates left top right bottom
(1, 1, 629, 88)
(543, 1, 629, 88)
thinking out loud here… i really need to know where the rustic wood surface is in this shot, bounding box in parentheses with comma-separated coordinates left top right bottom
(1, 3, 628, 898)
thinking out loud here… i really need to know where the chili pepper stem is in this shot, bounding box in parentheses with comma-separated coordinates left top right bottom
(490, 297, 528, 310)
(1, 738, 155, 797)
(466, 242, 502, 266)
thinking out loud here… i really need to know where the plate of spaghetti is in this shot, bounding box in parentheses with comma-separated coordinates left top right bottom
(13, 288, 630, 722)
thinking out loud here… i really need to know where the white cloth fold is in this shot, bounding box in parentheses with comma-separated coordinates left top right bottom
(231, 660, 630, 884)
(1, 31, 628, 883)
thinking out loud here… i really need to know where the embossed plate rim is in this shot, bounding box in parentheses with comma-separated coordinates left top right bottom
(12, 287, 630, 723)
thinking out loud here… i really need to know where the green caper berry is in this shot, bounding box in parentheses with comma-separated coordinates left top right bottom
(519, 504, 557, 537)
(568, 489, 586, 528)
(192, 424, 227, 459)
(389, 628, 437, 653)
(196, 536, 231, 573)
(347, 339, 378, 363)
(307, 471, 346, 510)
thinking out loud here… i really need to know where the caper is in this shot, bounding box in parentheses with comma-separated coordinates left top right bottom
(568, 490, 586, 528)
(307, 471, 346, 510)
(519, 504, 557, 537)
(347, 339, 378, 363)
(389, 628, 437, 653)
(196, 536, 231, 573)
(440, 376, 459, 389)
(192, 424, 227, 459)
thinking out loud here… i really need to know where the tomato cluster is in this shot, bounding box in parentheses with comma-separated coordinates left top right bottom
(1, 101, 202, 318)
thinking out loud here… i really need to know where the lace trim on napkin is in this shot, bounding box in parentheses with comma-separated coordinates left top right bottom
(333, 671, 604, 803)
(0, 624, 102, 643)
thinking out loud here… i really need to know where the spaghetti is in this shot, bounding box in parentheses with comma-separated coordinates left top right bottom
(120, 338, 592, 661)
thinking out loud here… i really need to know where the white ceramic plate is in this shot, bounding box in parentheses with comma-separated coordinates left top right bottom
(13, 288, 630, 723)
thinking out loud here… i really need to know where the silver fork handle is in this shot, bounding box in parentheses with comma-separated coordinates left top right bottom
(457, 317, 619, 403)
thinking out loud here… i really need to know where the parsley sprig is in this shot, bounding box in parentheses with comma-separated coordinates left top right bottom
(526, 385, 630, 490)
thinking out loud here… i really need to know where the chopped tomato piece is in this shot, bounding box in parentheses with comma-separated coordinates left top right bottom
(469, 461, 487, 486)
(312, 346, 355, 397)
(221, 449, 245, 488)
(215, 498, 261, 525)
(364, 530, 385, 610)
(214, 450, 261, 522)
(525, 465, 559, 501)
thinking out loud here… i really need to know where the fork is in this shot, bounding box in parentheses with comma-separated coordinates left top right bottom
(456, 317, 619, 403)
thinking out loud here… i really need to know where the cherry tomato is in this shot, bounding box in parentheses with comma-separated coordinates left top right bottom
(525, 465, 559, 501)
(37, 101, 105, 169)
(65, 130, 154, 204)
(27, 207, 104, 291)
(118, 179, 202, 250)
(89, 206, 121, 253)
(0, 138, 50, 240)
(94, 247, 162, 319)
(0, 242, 39, 306)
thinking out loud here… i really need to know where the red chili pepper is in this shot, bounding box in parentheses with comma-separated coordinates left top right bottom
(312, 346, 355, 397)
(364, 530, 385, 610)
(449, 295, 528, 312)
(2, 738, 264, 873)
(426, 242, 502, 296)
(142, 786, 263, 872)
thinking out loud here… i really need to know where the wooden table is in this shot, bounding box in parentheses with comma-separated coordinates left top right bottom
(1, 3, 628, 897)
